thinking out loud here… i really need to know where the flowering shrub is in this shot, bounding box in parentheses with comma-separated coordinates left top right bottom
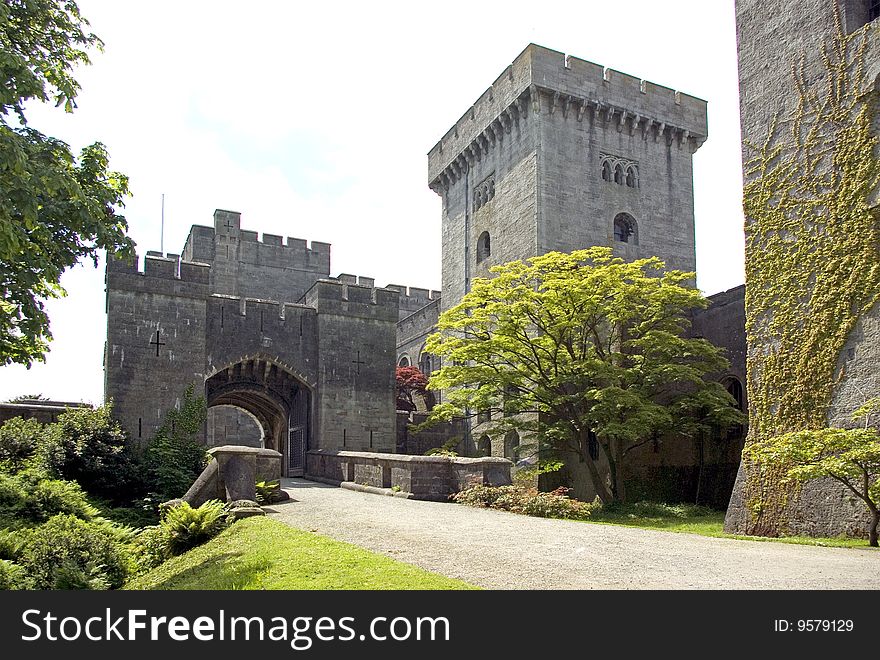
(452, 485, 596, 520)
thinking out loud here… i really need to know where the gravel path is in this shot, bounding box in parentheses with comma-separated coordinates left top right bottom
(268, 478, 880, 589)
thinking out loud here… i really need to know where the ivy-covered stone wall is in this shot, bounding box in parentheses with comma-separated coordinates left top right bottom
(726, 1, 880, 537)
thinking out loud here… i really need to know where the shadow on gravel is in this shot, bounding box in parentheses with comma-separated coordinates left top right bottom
(281, 478, 336, 490)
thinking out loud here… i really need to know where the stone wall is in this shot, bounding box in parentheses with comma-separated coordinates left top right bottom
(105, 253, 211, 444)
(395, 411, 467, 455)
(303, 279, 399, 453)
(395, 298, 440, 372)
(207, 405, 262, 448)
(106, 209, 401, 475)
(305, 449, 511, 501)
(0, 401, 91, 427)
(727, 0, 880, 538)
(181, 209, 331, 304)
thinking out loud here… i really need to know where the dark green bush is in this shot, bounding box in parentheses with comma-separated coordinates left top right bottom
(452, 485, 597, 520)
(0, 559, 32, 590)
(43, 405, 141, 501)
(17, 514, 133, 590)
(0, 417, 43, 473)
(0, 471, 96, 525)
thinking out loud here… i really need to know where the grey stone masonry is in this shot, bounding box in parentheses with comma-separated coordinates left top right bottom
(726, 0, 880, 538)
(396, 298, 440, 371)
(105, 210, 401, 478)
(428, 44, 708, 312)
(302, 279, 399, 454)
(181, 209, 331, 303)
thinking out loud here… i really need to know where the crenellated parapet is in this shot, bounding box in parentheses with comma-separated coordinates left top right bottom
(106, 251, 211, 297)
(428, 43, 708, 193)
(385, 283, 441, 320)
(181, 210, 331, 273)
(301, 278, 400, 321)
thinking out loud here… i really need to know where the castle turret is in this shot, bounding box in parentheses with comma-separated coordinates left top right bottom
(428, 44, 708, 309)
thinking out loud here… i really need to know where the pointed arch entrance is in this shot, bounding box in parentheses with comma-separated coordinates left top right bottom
(205, 356, 312, 477)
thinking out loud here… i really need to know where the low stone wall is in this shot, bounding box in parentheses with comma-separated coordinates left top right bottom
(306, 449, 512, 501)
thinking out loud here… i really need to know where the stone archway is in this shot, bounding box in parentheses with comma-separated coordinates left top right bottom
(205, 356, 311, 477)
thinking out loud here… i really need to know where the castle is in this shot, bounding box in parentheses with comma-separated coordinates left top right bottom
(105, 44, 746, 506)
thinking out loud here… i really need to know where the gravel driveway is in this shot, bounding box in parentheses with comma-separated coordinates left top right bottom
(269, 478, 880, 589)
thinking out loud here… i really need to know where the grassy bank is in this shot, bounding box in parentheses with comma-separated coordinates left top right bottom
(126, 516, 476, 590)
(585, 502, 873, 549)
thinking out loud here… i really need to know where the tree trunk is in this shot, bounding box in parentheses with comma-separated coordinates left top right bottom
(607, 439, 625, 503)
(578, 431, 613, 504)
(870, 508, 879, 548)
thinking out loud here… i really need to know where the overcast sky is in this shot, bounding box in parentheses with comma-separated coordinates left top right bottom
(0, 0, 745, 404)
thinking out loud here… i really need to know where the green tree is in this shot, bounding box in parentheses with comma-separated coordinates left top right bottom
(423, 248, 743, 504)
(748, 399, 880, 546)
(1, 0, 134, 366)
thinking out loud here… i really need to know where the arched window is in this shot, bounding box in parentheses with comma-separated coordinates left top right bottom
(397, 355, 410, 367)
(602, 160, 613, 182)
(419, 352, 432, 376)
(614, 164, 624, 184)
(720, 376, 746, 442)
(726, 377, 744, 411)
(613, 213, 637, 244)
(477, 435, 492, 457)
(504, 431, 520, 462)
(477, 231, 491, 263)
(625, 165, 638, 188)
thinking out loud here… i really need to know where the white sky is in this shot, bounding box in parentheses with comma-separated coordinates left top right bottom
(0, 0, 745, 404)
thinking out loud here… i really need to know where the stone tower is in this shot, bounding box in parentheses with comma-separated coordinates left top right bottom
(725, 0, 880, 537)
(428, 44, 709, 310)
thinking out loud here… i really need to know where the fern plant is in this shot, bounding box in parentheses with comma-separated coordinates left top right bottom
(160, 500, 227, 555)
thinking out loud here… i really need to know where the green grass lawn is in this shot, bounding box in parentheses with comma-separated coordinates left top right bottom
(585, 502, 874, 549)
(125, 516, 477, 590)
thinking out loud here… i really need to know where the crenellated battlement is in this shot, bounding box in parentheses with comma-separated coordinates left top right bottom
(427, 43, 708, 190)
(301, 278, 400, 321)
(386, 283, 441, 320)
(182, 210, 331, 274)
(107, 251, 211, 286)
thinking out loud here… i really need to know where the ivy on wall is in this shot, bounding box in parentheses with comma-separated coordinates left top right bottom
(740, 10, 880, 532)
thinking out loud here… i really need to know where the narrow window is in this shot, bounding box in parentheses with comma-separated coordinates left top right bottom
(614, 164, 624, 185)
(478, 435, 492, 457)
(476, 231, 491, 263)
(625, 165, 638, 188)
(398, 355, 410, 367)
(602, 161, 613, 182)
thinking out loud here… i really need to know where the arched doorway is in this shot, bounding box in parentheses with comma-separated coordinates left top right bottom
(205, 356, 312, 477)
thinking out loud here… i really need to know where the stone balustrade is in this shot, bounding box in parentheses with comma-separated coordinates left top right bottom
(305, 449, 512, 501)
